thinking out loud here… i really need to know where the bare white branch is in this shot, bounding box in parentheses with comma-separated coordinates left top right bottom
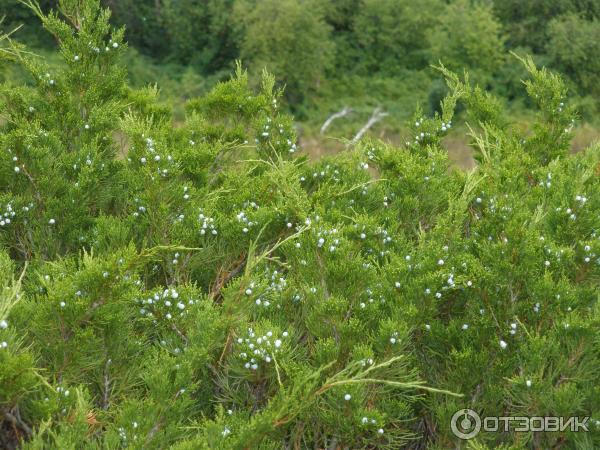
(320, 106, 352, 135)
(349, 107, 388, 146)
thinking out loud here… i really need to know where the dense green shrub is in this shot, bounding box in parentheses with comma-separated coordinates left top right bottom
(428, 0, 505, 83)
(492, 0, 600, 52)
(6, 0, 600, 127)
(232, 0, 334, 108)
(151, 0, 236, 73)
(351, 0, 442, 73)
(546, 14, 600, 109)
(1, 2, 600, 449)
(0, 0, 54, 48)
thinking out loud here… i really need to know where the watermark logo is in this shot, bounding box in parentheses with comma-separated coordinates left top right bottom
(451, 409, 589, 440)
(451, 409, 481, 440)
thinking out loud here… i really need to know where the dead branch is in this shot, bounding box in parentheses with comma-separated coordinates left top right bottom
(320, 107, 352, 135)
(349, 107, 388, 146)
(2, 407, 32, 438)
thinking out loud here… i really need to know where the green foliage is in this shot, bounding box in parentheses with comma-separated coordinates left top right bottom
(102, 0, 237, 73)
(232, 0, 334, 107)
(351, 0, 442, 73)
(428, 0, 506, 81)
(546, 13, 600, 113)
(1, 2, 600, 449)
(492, 0, 600, 52)
(154, 0, 236, 72)
(0, 0, 54, 48)
(5, 0, 600, 126)
(0, 0, 130, 259)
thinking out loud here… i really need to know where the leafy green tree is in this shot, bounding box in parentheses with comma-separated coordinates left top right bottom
(322, 0, 360, 32)
(319, 0, 360, 74)
(352, 0, 443, 73)
(0, 0, 55, 48)
(428, 0, 505, 83)
(158, 0, 237, 72)
(103, 0, 170, 59)
(492, 0, 600, 52)
(232, 0, 334, 108)
(546, 14, 600, 104)
(104, 0, 237, 73)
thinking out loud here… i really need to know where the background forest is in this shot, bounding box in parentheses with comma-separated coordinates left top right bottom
(3, 0, 600, 161)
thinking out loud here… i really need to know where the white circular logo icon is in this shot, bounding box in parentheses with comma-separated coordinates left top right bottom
(451, 409, 481, 440)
